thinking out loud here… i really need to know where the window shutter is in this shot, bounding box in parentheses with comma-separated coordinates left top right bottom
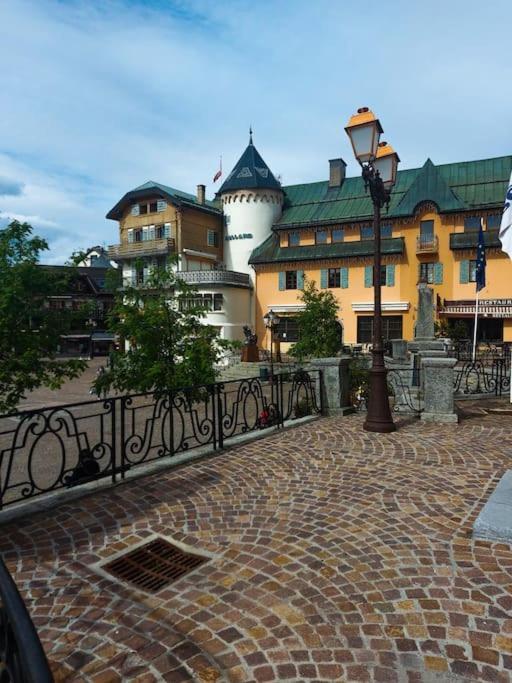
(157, 199, 166, 212)
(434, 262, 443, 284)
(130, 270, 136, 286)
(127, 228, 134, 244)
(460, 260, 469, 284)
(130, 204, 139, 216)
(143, 263, 149, 283)
(297, 270, 305, 290)
(278, 271, 285, 291)
(364, 265, 373, 287)
(142, 226, 148, 242)
(386, 264, 395, 287)
(164, 223, 171, 238)
(341, 267, 349, 289)
(320, 269, 328, 289)
(148, 225, 155, 241)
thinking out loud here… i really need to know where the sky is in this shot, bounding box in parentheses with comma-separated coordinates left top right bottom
(0, 0, 510, 263)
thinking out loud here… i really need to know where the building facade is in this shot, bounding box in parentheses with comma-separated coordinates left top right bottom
(250, 155, 512, 351)
(106, 137, 512, 353)
(106, 136, 281, 342)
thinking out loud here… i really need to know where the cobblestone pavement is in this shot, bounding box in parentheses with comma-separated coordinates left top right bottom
(2, 406, 512, 682)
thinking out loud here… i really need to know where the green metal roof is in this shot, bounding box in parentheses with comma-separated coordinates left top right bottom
(106, 181, 221, 220)
(276, 155, 512, 228)
(249, 235, 405, 265)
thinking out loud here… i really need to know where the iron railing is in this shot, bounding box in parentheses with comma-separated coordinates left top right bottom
(0, 371, 321, 510)
(0, 556, 53, 682)
(454, 358, 510, 397)
(387, 368, 424, 414)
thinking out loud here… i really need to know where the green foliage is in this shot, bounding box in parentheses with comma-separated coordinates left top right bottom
(93, 258, 235, 397)
(0, 221, 87, 413)
(66, 249, 89, 266)
(449, 320, 469, 342)
(434, 318, 450, 338)
(289, 278, 342, 360)
(293, 397, 311, 418)
(348, 355, 370, 405)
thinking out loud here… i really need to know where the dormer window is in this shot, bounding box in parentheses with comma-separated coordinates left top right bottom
(288, 232, 300, 247)
(315, 229, 328, 245)
(130, 200, 167, 216)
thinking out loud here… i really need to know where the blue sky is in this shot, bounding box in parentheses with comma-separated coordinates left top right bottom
(0, 0, 510, 262)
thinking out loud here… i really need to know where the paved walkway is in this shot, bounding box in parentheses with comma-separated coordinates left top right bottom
(2, 406, 512, 682)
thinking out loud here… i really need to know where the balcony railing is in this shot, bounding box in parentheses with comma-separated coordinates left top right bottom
(108, 238, 175, 260)
(176, 270, 251, 287)
(416, 235, 439, 254)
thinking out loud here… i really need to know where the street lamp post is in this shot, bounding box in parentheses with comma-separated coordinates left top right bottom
(263, 310, 280, 378)
(345, 108, 400, 433)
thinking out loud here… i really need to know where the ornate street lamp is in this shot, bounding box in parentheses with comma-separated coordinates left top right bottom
(345, 108, 400, 433)
(263, 309, 280, 377)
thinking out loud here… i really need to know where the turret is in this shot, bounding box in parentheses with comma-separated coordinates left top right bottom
(219, 131, 283, 283)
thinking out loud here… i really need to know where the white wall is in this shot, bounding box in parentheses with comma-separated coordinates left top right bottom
(199, 286, 253, 342)
(221, 189, 282, 284)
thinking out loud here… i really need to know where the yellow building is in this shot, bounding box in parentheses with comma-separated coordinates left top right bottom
(249, 155, 512, 351)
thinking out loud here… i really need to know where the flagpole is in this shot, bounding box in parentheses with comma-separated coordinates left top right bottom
(472, 291, 479, 363)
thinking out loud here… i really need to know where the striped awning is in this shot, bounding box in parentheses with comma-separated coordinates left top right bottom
(441, 299, 512, 317)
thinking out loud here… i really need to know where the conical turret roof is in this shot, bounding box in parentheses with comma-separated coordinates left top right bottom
(218, 132, 282, 194)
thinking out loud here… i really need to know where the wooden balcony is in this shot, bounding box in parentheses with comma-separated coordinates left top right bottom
(108, 238, 175, 260)
(416, 235, 439, 254)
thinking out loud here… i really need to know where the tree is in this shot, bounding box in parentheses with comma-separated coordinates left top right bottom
(289, 277, 342, 360)
(0, 221, 87, 413)
(93, 259, 234, 397)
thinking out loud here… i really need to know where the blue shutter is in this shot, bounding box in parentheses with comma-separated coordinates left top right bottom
(278, 272, 285, 290)
(386, 264, 395, 287)
(460, 260, 469, 284)
(364, 265, 373, 287)
(297, 270, 305, 289)
(320, 269, 328, 289)
(164, 223, 171, 238)
(341, 267, 349, 289)
(127, 229, 134, 244)
(157, 199, 166, 212)
(130, 204, 139, 216)
(434, 262, 443, 284)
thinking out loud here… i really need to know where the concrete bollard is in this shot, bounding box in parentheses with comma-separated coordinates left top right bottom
(306, 356, 353, 416)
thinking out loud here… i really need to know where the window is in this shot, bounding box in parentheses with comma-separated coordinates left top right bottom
(213, 293, 223, 311)
(381, 224, 392, 238)
(357, 316, 403, 343)
(315, 230, 328, 244)
(276, 317, 299, 342)
(203, 294, 213, 311)
(420, 262, 435, 284)
(139, 203, 148, 215)
(328, 268, 341, 288)
(469, 259, 477, 282)
(288, 231, 300, 247)
(332, 227, 344, 243)
(149, 201, 158, 213)
(156, 225, 165, 239)
(285, 270, 297, 289)
(207, 230, 219, 247)
(372, 265, 387, 286)
(487, 214, 501, 229)
(464, 216, 480, 232)
(361, 225, 374, 240)
(134, 229, 143, 242)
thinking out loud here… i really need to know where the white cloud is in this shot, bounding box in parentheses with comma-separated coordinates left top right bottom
(0, 0, 510, 262)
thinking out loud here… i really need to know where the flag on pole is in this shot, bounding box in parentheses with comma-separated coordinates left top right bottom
(499, 170, 512, 259)
(213, 156, 222, 183)
(475, 218, 486, 292)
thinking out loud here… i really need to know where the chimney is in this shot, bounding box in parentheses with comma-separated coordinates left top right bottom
(329, 158, 347, 188)
(197, 184, 206, 205)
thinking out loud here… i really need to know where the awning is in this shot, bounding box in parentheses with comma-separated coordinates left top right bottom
(441, 299, 512, 318)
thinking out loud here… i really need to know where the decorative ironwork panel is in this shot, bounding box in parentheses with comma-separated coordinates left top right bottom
(0, 399, 116, 509)
(454, 358, 510, 397)
(387, 369, 424, 414)
(0, 557, 53, 682)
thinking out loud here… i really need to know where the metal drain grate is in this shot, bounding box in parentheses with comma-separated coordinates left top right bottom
(103, 538, 207, 592)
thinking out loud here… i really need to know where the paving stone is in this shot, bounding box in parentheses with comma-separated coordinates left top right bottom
(2, 404, 512, 681)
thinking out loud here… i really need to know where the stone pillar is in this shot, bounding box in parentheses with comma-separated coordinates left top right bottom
(306, 356, 353, 416)
(421, 357, 458, 423)
(391, 339, 408, 361)
(415, 282, 435, 341)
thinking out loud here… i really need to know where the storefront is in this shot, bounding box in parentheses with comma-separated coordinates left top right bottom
(440, 299, 512, 342)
